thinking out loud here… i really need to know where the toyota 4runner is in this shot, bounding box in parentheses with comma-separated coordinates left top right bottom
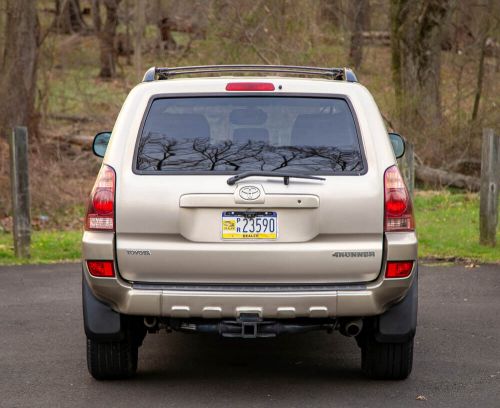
(83, 65, 417, 380)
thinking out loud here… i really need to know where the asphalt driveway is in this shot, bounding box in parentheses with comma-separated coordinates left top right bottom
(0, 262, 499, 407)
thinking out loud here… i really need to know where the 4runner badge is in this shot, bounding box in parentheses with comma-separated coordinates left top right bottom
(332, 251, 375, 258)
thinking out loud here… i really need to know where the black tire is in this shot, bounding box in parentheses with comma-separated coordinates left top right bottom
(87, 335, 138, 380)
(361, 334, 414, 380)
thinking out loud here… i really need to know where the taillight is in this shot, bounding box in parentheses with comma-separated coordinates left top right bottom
(87, 260, 115, 277)
(226, 82, 275, 91)
(385, 261, 413, 278)
(85, 165, 115, 231)
(384, 165, 415, 231)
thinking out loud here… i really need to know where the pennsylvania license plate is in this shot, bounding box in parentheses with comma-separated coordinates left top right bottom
(222, 211, 278, 240)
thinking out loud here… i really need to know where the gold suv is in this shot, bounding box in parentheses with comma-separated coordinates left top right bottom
(82, 65, 417, 380)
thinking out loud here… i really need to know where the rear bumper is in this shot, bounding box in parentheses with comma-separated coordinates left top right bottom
(84, 275, 415, 318)
(83, 231, 417, 318)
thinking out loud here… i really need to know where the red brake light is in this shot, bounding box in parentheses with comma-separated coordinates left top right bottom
(384, 165, 415, 231)
(226, 82, 275, 91)
(85, 165, 115, 231)
(87, 260, 115, 278)
(92, 190, 114, 214)
(385, 261, 413, 278)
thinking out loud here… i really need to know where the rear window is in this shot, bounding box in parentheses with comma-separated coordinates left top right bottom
(135, 97, 364, 174)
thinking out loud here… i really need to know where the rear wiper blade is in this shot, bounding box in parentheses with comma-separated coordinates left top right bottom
(227, 171, 326, 186)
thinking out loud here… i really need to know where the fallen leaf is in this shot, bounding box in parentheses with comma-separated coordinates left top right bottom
(465, 262, 479, 268)
(416, 395, 427, 401)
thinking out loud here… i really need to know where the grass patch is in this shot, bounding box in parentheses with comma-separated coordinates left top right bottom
(0, 231, 82, 265)
(415, 191, 500, 263)
(0, 192, 498, 265)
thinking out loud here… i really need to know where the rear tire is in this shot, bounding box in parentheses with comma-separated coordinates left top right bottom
(87, 332, 139, 380)
(361, 334, 414, 380)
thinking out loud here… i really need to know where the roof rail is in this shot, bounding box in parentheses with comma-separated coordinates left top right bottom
(142, 65, 358, 83)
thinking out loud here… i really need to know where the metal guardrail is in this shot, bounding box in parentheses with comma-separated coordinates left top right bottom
(142, 65, 358, 82)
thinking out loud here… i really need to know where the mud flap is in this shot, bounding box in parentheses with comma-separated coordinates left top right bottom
(375, 266, 418, 343)
(82, 272, 124, 341)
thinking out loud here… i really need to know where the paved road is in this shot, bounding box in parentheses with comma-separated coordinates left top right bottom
(0, 263, 499, 407)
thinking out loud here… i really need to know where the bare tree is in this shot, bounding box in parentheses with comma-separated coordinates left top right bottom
(321, 0, 342, 26)
(348, 0, 369, 70)
(471, 0, 495, 123)
(53, 0, 87, 34)
(0, 0, 39, 137)
(93, 0, 121, 79)
(91, 0, 101, 32)
(120, 0, 133, 65)
(134, 0, 145, 79)
(390, 0, 452, 142)
(158, 17, 177, 51)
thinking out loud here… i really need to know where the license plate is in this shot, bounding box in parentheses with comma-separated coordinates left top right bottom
(222, 211, 278, 240)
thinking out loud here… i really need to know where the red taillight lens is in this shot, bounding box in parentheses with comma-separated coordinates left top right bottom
(385, 261, 413, 278)
(226, 82, 275, 91)
(85, 165, 115, 231)
(384, 165, 415, 231)
(87, 260, 115, 277)
(92, 190, 114, 214)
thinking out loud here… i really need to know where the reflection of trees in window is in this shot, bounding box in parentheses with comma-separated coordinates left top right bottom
(137, 133, 178, 171)
(298, 147, 362, 172)
(137, 134, 363, 173)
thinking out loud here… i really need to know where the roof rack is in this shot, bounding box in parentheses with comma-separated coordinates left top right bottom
(142, 65, 358, 83)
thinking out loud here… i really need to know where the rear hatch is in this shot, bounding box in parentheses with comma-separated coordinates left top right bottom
(116, 94, 384, 284)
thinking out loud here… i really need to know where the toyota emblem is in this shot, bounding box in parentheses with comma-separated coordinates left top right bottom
(239, 186, 261, 200)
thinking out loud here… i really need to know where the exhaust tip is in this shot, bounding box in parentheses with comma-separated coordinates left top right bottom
(342, 319, 363, 337)
(144, 317, 158, 328)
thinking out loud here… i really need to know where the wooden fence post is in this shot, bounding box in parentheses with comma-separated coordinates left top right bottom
(398, 142, 415, 198)
(479, 128, 500, 246)
(9, 126, 31, 258)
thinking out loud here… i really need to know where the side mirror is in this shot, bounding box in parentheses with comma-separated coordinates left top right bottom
(389, 132, 405, 159)
(92, 132, 111, 158)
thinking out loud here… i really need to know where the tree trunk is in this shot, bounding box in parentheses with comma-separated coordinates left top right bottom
(471, 33, 487, 123)
(415, 165, 481, 192)
(91, 0, 101, 32)
(348, 0, 368, 70)
(471, 0, 494, 123)
(54, 0, 86, 34)
(0, 0, 39, 138)
(158, 17, 177, 51)
(322, 0, 341, 26)
(134, 0, 145, 79)
(390, 0, 452, 144)
(96, 0, 121, 79)
(123, 0, 132, 65)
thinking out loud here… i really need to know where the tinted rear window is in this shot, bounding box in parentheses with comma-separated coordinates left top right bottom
(136, 97, 364, 174)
